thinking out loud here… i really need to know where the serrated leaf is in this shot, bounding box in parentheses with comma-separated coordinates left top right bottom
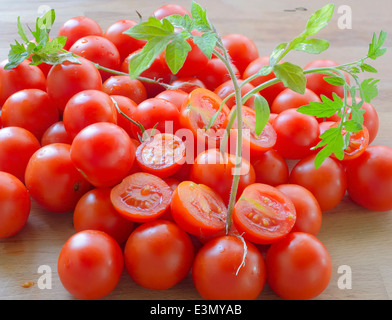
(37, 9, 55, 34)
(165, 34, 191, 74)
(292, 38, 330, 54)
(17, 17, 29, 42)
(343, 120, 363, 133)
(298, 93, 343, 118)
(193, 31, 217, 59)
(360, 63, 378, 73)
(323, 75, 346, 86)
(313, 126, 344, 168)
(367, 30, 387, 60)
(191, 1, 211, 31)
(124, 16, 174, 40)
(165, 14, 194, 33)
(273, 62, 306, 94)
(360, 78, 379, 102)
(303, 4, 335, 37)
(5, 40, 29, 69)
(254, 95, 270, 136)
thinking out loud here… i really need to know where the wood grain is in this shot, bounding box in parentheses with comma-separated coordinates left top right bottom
(0, 0, 391, 300)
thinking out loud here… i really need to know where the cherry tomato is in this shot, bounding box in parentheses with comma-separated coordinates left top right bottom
(271, 88, 321, 115)
(70, 122, 135, 188)
(102, 75, 147, 104)
(233, 183, 296, 244)
(192, 235, 266, 300)
(289, 154, 347, 212)
(73, 188, 135, 244)
(41, 121, 73, 146)
(57, 230, 123, 300)
(155, 89, 188, 111)
(46, 57, 102, 111)
(110, 95, 138, 139)
(63, 89, 118, 140)
(221, 33, 259, 75)
(273, 108, 320, 160)
(25, 143, 91, 213)
(265, 232, 332, 300)
(131, 97, 180, 138)
(170, 180, 228, 237)
(170, 77, 206, 93)
(243, 56, 286, 106)
(345, 145, 392, 211)
(180, 88, 230, 150)
(0, 126, 41, 183)
(135, 133, 186, 178)
(196, 58, 240, 91)
(190, 148, 256, 204)
(122, 50, 171, 97)
(214, 79, 259, 109)
(104, 19, 146, 61)
(0, 172, 31, 239)
(304, 59, 349, 100)
(251, 149, 289, 187)
(69, 35, 121, 81)
(0, 59, 46, 107)
(124, 219, 194, 290)
(57, 16, 103, 50)
(110, 172, 172, 223)
(276, 184, 322, 236)
(152, 4, 191, 20)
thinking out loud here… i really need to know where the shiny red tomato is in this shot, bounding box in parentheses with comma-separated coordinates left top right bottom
(152, 4, 191, 20)
(110, 172, 172, 223)
(110, 95, 138, 139)
(124, 219, 194, 290)
(265, 232, 332, 300)
(289, 154, 347, 212)
(70, 122, 135, 188)
(58, 230, 123, 300)
(271, 88, 321, 115)
(155, 89, 188, 111)
(346, 145, 392, 211)
(41, 121, 73, 146)
(214, 79, 259, 109)
(233, 183, 296, 244)
(0, 126, 41, 183)
(192, 235, 266, 300)
(25, 143, 92, 213)
(57, 16, 103, 50)
(170, 77, 206, 93)
(0, 172, 31, 239)
(102, 75, 147, 104)
(73, 188, 135, 244)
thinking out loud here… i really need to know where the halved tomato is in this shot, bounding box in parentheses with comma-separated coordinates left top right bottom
(233, 183, 296, 244)
(135, 133, 186, 178)
(110, 172, 172, 223)
(170, 181, 228, 238)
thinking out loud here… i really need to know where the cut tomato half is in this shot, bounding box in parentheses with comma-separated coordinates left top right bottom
(170, 181, 228, 238)
(135, 133, 186, 178)
(233, 183, 296, 244)
(110, 172, 172, 223)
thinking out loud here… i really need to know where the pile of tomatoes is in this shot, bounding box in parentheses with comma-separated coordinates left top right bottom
(1, 3, 391, 300)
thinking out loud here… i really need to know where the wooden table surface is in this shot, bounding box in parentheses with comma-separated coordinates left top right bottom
(0, 0, 391, 300)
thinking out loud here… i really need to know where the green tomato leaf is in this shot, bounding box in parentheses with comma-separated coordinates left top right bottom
(273, 62, 306, 94)
(124, 16, 174, 40)
(193, 31, 217, 59)
(165, 14, 194, 33)
(17, 17, 29, 42)
(323, 75, 346, 86)
(165, 34, 192, 74)
(292, 38, 330, 54)
(269, 42, 287, 66)
(5, 40, 29, 69)
(303, 4, 335, 37)
(343, 120, 363, 133)
(253, 95, 270, 136)
(191, 1, 212, 31)
(360, 78, 379, 102)
(367, 30, 387, 60)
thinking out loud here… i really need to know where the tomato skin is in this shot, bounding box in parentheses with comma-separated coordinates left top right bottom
(102, 76, 147, 104)
(346, 145, 392, 211)
(63, 89, 118, 140)
(233, 183, 296, 245)
(190, 148, 256, 204)
(0, 172, 31, 239)
(0, 126, 41, 183)
(265, 232, 332, 300)
(131, 97, 180, 138)
(73, 188, 134, 244)
(57, 16, 103, 50)
(46, 57, 102, 111)
(110, 95, 138, 139)
(271, 88, 321, 115)
(152, 4, 191, 20)
(214, 79, 259, 109)
(170, 181, 228, 237)
(155, 89, 188, 111)
(252, 149, 289, 187)
(0, 59, 46, 108)
(243, 56, 286, 106)
(110, 172, 172, 223)
(273, 108, 320, 160)
(57, 230, 123, 300)
(124, 220, 194, 290)
(289, 154, 347, 212)
(170, 77, 206, 93)
(70, 122, 135, 188)
(276, 184, 322, 236)
(25, 143, 91, 213)
(192, 235, 266, 300)
(221, 33, 259, 75)
(104, 19, 146, 61)
(41, 121, 73, 146)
